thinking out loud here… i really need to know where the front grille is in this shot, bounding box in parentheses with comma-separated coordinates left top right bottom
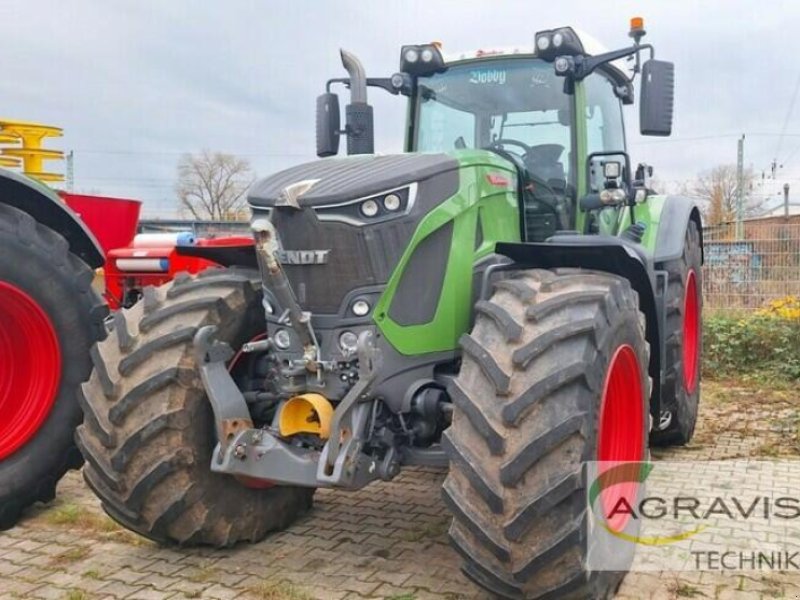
(268, 207, 416, 314)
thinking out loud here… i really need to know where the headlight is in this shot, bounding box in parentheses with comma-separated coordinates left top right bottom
(314, 184, 416, 226)
(352, 300, 371, 316)
(339, 331, 359, 353)
(383, 193, 401, 211)
(361, 199, 379, 217)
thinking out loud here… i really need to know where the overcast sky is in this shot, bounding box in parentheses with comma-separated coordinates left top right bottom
(0, 1, 798, 216)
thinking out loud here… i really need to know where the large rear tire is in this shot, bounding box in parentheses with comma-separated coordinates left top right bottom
(0, 203, 107, 530)
(76, 270, 314, 546)
(651, 220, 702, 446)
(443, 269, 649, 599)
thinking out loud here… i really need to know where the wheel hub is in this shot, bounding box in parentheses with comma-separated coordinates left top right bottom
(597, 344, 645, 531)
(682, 269, 700, 394)
(0, 281, 62, 460)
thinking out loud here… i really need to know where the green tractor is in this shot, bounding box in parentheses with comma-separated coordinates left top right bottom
(77, 20, 702, 599)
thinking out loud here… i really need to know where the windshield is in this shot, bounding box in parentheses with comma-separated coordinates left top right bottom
(414, 58, 573, 185)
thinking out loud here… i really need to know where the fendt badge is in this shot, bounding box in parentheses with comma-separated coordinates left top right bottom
(277, 249, 331, 265)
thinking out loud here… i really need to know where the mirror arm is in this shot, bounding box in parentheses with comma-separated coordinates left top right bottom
(572, 43, 653, 82)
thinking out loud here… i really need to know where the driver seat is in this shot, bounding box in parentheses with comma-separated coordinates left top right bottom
(525, 144, 566, 186)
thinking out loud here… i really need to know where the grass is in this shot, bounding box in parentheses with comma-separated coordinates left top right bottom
(672, 582, 707, 597)
(82, 569, 101, 580)
(63, 590, 89, 600)
(187, 565, 219, 583)
(51, 546, 91, 565)
(680, 379, 800, 459)
(246, 581, 313, 600)
(41, 502, 153, 547)
(400, 518, 449, 542)
(386, 595, 416, 600)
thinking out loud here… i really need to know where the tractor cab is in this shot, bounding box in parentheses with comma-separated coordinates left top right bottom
(317, 22, 674, 243)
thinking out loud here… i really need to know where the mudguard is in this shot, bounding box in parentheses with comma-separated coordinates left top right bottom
(653, 195, 704, 264)
(495, 236, 663, 418)
(0, 168, 104, 268)
(176, 241, 258, 269)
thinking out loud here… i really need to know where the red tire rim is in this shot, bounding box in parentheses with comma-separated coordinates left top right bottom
(0, 282, 62, 460)
(682, 269, 700, 394)
(597, 344, 645, 532)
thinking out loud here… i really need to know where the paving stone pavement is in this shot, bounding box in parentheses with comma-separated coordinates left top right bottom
(2, 380, 800, 600)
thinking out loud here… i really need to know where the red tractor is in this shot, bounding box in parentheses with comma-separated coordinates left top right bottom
(0, 175, 236, 528)
(0, 174, 112, 528)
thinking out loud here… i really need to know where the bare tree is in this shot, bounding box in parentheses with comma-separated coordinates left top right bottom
(176, 150, 254, 220)
(693, 164, 759, 227)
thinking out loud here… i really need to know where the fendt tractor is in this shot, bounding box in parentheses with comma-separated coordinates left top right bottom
(78, 19, 703, 599)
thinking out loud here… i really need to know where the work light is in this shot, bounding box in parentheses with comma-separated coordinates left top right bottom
(534, 27, 584, 61)
(400, 43, 446, 75)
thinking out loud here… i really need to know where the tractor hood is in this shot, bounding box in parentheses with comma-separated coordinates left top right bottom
(248, 153, 458, 208)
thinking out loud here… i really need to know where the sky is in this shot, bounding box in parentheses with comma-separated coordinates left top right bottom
(0, 1, 799, 217)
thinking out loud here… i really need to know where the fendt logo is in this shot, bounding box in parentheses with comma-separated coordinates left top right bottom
(277, 249, 330, 265)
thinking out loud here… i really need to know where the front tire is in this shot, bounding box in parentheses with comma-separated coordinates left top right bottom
(76, 269, 314, 546)
(443, 269, 649, 599)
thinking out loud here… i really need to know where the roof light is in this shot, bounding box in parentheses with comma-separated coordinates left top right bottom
(400, 43, 446, 75)
(534, 27, 584, 61)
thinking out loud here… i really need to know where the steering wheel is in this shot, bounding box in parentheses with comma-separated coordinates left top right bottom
(488, 138, 533, 158)
(486, 140, 560, 200)
(484, 144, 564, 230)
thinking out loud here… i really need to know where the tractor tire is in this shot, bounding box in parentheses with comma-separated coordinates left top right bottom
(443, 268, 650, 600)
(76, 269, 314, 546)
(0, 203, 107, 530)
(650, 220, 702, 447)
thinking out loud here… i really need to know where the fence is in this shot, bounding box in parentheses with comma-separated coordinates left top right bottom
(703, 218, 800, 312)
(138, 219, 250, 238)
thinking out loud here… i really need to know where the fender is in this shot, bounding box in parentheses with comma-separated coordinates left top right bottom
(653, 195, 704, 264)
(0, 168, 104, 268)
(495, 237, 663, 419)
(176, 239, 258, 269)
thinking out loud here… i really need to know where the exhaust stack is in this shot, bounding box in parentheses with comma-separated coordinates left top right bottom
(340, 49, 374, 155)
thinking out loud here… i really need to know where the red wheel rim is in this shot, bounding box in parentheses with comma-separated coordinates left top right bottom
(682, 270, 699, 394)
(597, 344, 645, 532)
(0, 282, 62, 460)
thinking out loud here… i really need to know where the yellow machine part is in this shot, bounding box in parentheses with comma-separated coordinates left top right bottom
(278, 393, 334, 439)
(0, 119, 64, 182)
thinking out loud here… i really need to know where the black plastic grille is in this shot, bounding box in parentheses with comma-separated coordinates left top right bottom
(268, 208, 416, 314)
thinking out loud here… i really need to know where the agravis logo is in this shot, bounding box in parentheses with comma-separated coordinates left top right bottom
(589, 462, 707, 546)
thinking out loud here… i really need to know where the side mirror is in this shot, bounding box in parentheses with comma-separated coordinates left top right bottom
(316, 92, 340, 157)
(639, 59, 675, 136)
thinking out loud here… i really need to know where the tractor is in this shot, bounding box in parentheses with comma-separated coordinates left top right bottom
(77, 19, 702, 599)
(0, 172, 109, 529)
